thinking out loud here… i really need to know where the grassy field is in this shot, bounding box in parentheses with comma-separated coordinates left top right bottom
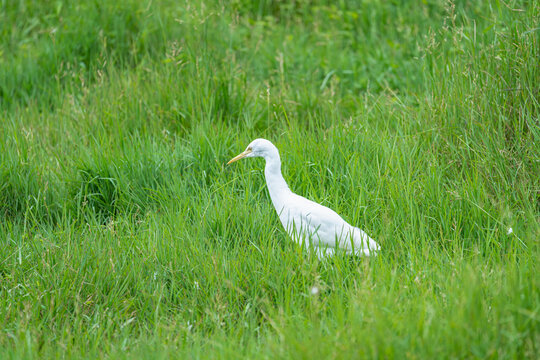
(1, 0, 539, 358)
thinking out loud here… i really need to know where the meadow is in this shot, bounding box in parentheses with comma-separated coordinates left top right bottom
(0, 0, 538, 358)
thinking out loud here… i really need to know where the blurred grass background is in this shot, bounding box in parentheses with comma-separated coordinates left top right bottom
(0, 0, 538, 358)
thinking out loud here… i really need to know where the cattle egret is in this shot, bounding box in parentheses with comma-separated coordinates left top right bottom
(227, 138, 379, 258)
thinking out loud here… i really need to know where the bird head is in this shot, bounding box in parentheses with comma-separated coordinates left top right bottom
(227, 138, 276, 164)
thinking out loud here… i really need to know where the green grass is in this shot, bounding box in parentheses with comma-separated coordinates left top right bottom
(0, 0, 539, 358)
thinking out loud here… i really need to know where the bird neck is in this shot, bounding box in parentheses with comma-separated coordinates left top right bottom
(264, 154, 291, 209)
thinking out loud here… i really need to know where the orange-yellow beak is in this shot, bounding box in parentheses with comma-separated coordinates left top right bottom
(227, 149, 252, 165)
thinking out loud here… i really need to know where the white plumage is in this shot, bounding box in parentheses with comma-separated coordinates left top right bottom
(228, 138, 380, 259)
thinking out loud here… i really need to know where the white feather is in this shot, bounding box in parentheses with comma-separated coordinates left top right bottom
(229, 138, 380, 258)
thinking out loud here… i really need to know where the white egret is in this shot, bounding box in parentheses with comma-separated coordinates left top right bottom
(227, 138, 379, 258)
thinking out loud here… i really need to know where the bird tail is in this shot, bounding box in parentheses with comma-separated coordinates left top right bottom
(353, 228, 380, 255)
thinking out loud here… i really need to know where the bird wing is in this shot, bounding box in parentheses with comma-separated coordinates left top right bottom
(280, 194, 347, 247)
(279, 194, 379, 255)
